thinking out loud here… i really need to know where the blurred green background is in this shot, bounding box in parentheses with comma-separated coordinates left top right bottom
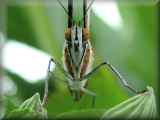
(2, 0, 158, 118)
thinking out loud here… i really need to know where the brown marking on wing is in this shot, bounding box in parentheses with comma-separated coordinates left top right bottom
(64, 28, 71, 40)
(80, 47, 91, 78)
(82, 28, 90, 41)
(64, 47, 75, 78)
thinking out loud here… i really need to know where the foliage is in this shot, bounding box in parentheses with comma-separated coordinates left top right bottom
(4, 86, 158, 119)
(102, 86, 157, 119)
(2, 0, 158, 119)
(6, 93, 47, 119)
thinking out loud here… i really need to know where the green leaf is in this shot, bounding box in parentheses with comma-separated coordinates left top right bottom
(55, 109, 105, 119)
(101, 86, 157, 119)
(49, 86, 157, 119)
(6, 93, 47, 119)
(3, 96, 18, 115)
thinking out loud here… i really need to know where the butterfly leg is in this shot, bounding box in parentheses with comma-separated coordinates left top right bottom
(81, 61, 146, 94)
(81, 87, 96, 108)
(42, 58, 68, 106)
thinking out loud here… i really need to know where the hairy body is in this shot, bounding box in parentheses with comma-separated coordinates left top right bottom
(63, 25, 93, 101)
